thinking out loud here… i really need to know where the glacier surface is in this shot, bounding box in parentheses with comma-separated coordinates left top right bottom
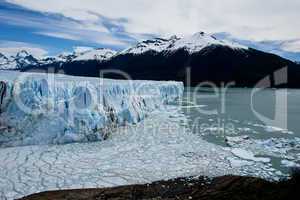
(0, 71, 183, 147)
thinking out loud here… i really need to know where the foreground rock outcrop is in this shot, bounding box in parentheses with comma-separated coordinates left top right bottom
(20, 175, 300, 200)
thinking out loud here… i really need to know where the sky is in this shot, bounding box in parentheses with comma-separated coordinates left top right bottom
(0, 0, 300, 60)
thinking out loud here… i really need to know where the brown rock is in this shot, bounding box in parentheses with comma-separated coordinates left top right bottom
(19, 175, 299, 200)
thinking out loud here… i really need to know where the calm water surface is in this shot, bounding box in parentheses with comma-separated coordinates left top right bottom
(182, 87, 300, 173)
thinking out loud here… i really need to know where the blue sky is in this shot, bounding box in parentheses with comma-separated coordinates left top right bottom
(0, 0, 300, 61)
(0, 1, 152, 56)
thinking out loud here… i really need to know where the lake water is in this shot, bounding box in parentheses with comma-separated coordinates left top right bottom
(182, 87, 300, 174)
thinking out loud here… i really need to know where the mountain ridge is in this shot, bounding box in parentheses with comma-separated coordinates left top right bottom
(0, 32, 251, 70)
(1, 32, 300, 88)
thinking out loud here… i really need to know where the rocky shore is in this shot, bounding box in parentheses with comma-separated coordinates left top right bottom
(20, 174, 300, 200)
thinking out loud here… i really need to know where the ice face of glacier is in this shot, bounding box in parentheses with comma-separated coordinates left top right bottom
(0, 71, 184, 147)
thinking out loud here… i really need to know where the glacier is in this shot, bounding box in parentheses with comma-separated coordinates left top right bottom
(0, 71, 183, 147)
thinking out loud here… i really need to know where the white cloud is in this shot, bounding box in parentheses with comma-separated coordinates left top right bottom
(35, 30, 130, 47)
(0, 40, 48, 58)
(5, 0, 300, 41)
(0, 3, 130, 48)
(281, 40, 300, 53)
(73, 46, 94, 53)
(35, 32, 81, 41)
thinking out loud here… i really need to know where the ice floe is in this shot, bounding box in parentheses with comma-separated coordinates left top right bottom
(281, 160, 300, 168)
(226, 135, 300, 172)
(231, 148, 271, 163)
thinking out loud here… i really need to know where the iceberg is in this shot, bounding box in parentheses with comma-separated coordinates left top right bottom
(0, 71, 184, 147)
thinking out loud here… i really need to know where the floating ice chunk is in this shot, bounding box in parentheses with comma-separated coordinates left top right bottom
(231, 148, 271, 163)
(250, 123, 293, 134)
(227, 157, 253, 168)
(237, 128, 252, 132)
(226, 135, 250, 144)
(281, 160, 300, 168)
(226, 136, 300, 163)
(264, 126, 293, 134)
(180, 105, 207, 108)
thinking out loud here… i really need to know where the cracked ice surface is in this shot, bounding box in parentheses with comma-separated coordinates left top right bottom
(0, 108, 281, 199)
(0, 71, 183, 147)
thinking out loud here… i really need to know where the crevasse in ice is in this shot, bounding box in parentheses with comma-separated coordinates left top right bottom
(0, 71, 184, 147)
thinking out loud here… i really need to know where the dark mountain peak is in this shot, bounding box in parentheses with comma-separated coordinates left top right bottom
(0, 53, 7, 58)
(0, 53, 9, 65)
(194, 31, 206, 36)
(15, 50, 30, 58)
(168, 35, 180, 40)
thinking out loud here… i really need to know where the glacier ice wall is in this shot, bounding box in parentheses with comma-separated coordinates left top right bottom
(0, 71, 183, 147)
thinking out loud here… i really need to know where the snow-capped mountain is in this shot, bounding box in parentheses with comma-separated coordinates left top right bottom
(39, 56, 59, 65)
(120, 36, 180, 55)
(73, 48, 116, 61)
(0, 31, 280, 70)
(51, 48, 117, 63)
(169, 32, 247, 53)
(0, 53, 9, 65)
(0, 50, 39, 70)
(56, 52, 77, 63)
(212, 32, 300, 63)
(1, 31, 300, 88)
(0, 48, 117, 70)
(14, 50, 39, 66)
(120, 32, 247, 55)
